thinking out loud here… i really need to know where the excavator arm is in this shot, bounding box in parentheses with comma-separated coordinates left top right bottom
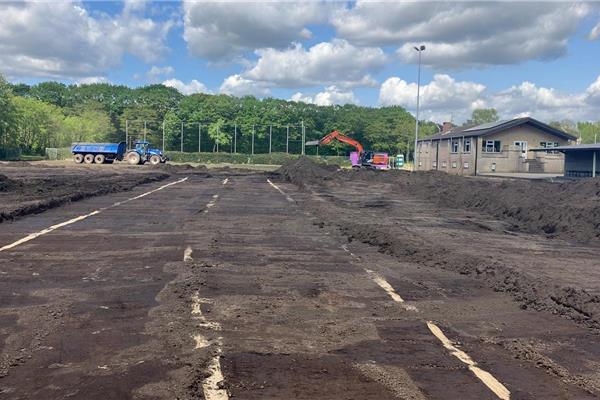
(319, 130, 364, 153)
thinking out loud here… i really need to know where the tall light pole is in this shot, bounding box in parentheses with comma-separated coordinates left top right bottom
(413, 44, 425, 171)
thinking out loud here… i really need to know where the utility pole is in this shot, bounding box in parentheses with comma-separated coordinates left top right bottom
(301, 120, 305, 155)
(180, 122, 183, 152)
(269, 125, 272, 154)
(413, 44, 426, 171)
(162, 121, 165, 152)
(234, 123, 237, 154)
(286, 124, 289, 154)
(216, 124, 219, 153)
(198, 123, 201, 153)
(252, 124, 255, 155)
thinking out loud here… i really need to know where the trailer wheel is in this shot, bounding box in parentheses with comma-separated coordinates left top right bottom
(73, 154, 84, 164)
(84, 154, 95, 164)
(94, 154, 105, 164)
(126, 152, 141, 165)
(149, 155, 161, 165)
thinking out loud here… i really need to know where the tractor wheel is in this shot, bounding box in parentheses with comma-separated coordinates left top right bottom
(94, 154, 105, 164)
(73, 154, 84, 164)
(149, 155, 161, 165)
(83, 154, 95, 164)
(126, 152, 141, 165)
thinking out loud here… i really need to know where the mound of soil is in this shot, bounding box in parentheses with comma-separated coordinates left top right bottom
(278, 158, 600, 243)
(276, 156, 339, 187)
(277, 158, 600, 329)
(0, 174, 20, 192)
(0, 171, 170, 223)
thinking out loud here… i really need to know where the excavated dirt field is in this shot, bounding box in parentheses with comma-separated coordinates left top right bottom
(0, 162, 175, 223)
(1, 159, 599, 399)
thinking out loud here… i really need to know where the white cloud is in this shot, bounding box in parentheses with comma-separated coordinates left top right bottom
(147, 65, 174, 82)
(379, 74, 485, 121)
(332, 2, 589, 68)
(379, 74, 600, 122)
(183, 1, 332, 61)
(219, 74, 271, 98)
(291, 86, 358, 106)
(162, 78, 211, 95)
(590, 21, 600, 40)
(0, 1, 173, 79)
(75, 76, 111, 85)
(245, 40, 386, 88)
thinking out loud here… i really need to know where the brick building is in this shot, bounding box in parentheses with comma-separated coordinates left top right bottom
(415, 117, 576, 175)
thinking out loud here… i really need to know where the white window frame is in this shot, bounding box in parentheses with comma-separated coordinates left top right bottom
(451, 140, 459, 154)
(463, 138, 471, 153)
(483, 140, 501, 153)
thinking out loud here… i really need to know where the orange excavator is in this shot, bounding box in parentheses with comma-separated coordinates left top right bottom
(317, 130, 389, 169)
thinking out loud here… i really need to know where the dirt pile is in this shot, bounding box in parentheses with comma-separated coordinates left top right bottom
(276, 156, 339, 187)
(0, 171, 170, 223)
(279, 158, 600, 243)
(0, 174, 20, 192)
(276, 158, 600, 329)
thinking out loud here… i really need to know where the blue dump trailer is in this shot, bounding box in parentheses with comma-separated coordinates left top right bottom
(72, 142, 127, 164)
(72, 141, 168, 165)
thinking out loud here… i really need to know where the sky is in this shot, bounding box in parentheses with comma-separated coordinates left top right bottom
(1, 0, 599, 123)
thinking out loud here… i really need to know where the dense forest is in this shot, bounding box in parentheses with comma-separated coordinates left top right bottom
(1, 74, 598, 158)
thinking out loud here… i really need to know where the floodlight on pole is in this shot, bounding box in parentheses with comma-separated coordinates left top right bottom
(413, 44, 426, 172)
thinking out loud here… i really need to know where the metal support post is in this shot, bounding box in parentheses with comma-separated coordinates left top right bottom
(198, 123, 201, 153)
(286, 124, 289, 154)
(269, 125, 272, 154)
(252, 124, 255, 155)
(301, 120, 305, 155)
(162, 121, 165, 152)
(234, 124, 237, 154)
(180, 122, 183, 152)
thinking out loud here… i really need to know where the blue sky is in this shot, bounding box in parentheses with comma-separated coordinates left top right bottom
(1, 1, 599, 123)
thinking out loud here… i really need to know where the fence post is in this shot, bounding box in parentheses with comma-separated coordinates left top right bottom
(198, 123, 201, 153)
(286, 124, 289, 154)
(252, 124, 255, 155)
(301, 120, 305, 155)
(162, 121, 165, 152)
(180, 122, 183, 152)
(234, 124, 237, 154)
(269, 125, 272, 154)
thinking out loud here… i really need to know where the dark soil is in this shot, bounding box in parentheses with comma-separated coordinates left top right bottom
(0, 165, 170, 223)
(276, 158, 600, 330)
(278, 157, 600, 244)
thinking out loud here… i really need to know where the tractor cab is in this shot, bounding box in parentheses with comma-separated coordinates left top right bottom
(126, 141, 169, 165)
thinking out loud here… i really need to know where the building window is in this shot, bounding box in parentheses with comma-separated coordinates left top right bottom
(451, 161, 457, 168)
(451, 140, 459, 153)
(432, 161, 437, 168)
(540, 141, 559, 154)
(482, 140, 501, 153)
(463, 162, 469, 169)
(441, 161, 447, 168)
(463, 138, 471, 153)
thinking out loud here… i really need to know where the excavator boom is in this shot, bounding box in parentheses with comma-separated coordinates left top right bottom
(319, 130, 364, 154)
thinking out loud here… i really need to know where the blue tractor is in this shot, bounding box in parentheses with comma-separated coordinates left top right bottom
(125, 141, 169, 165)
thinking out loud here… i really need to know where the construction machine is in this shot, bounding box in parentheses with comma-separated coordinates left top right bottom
(317, 130, 390, 169)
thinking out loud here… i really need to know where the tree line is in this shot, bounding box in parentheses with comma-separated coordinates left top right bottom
(1, 73, 597, 157)
(0, 74, 441, 157)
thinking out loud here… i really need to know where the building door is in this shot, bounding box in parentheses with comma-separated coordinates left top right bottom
(514, 141, 528, 158)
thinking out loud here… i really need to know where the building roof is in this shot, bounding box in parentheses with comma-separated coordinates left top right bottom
(531, 143, 600, 152)
(418, 117, 577, 142)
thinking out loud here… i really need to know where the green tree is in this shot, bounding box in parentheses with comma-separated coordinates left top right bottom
(467, 108, 499, 126)
(12, 96, 64, 153)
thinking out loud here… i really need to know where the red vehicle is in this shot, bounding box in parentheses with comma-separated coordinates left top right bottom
(318, 130, 389, 169)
